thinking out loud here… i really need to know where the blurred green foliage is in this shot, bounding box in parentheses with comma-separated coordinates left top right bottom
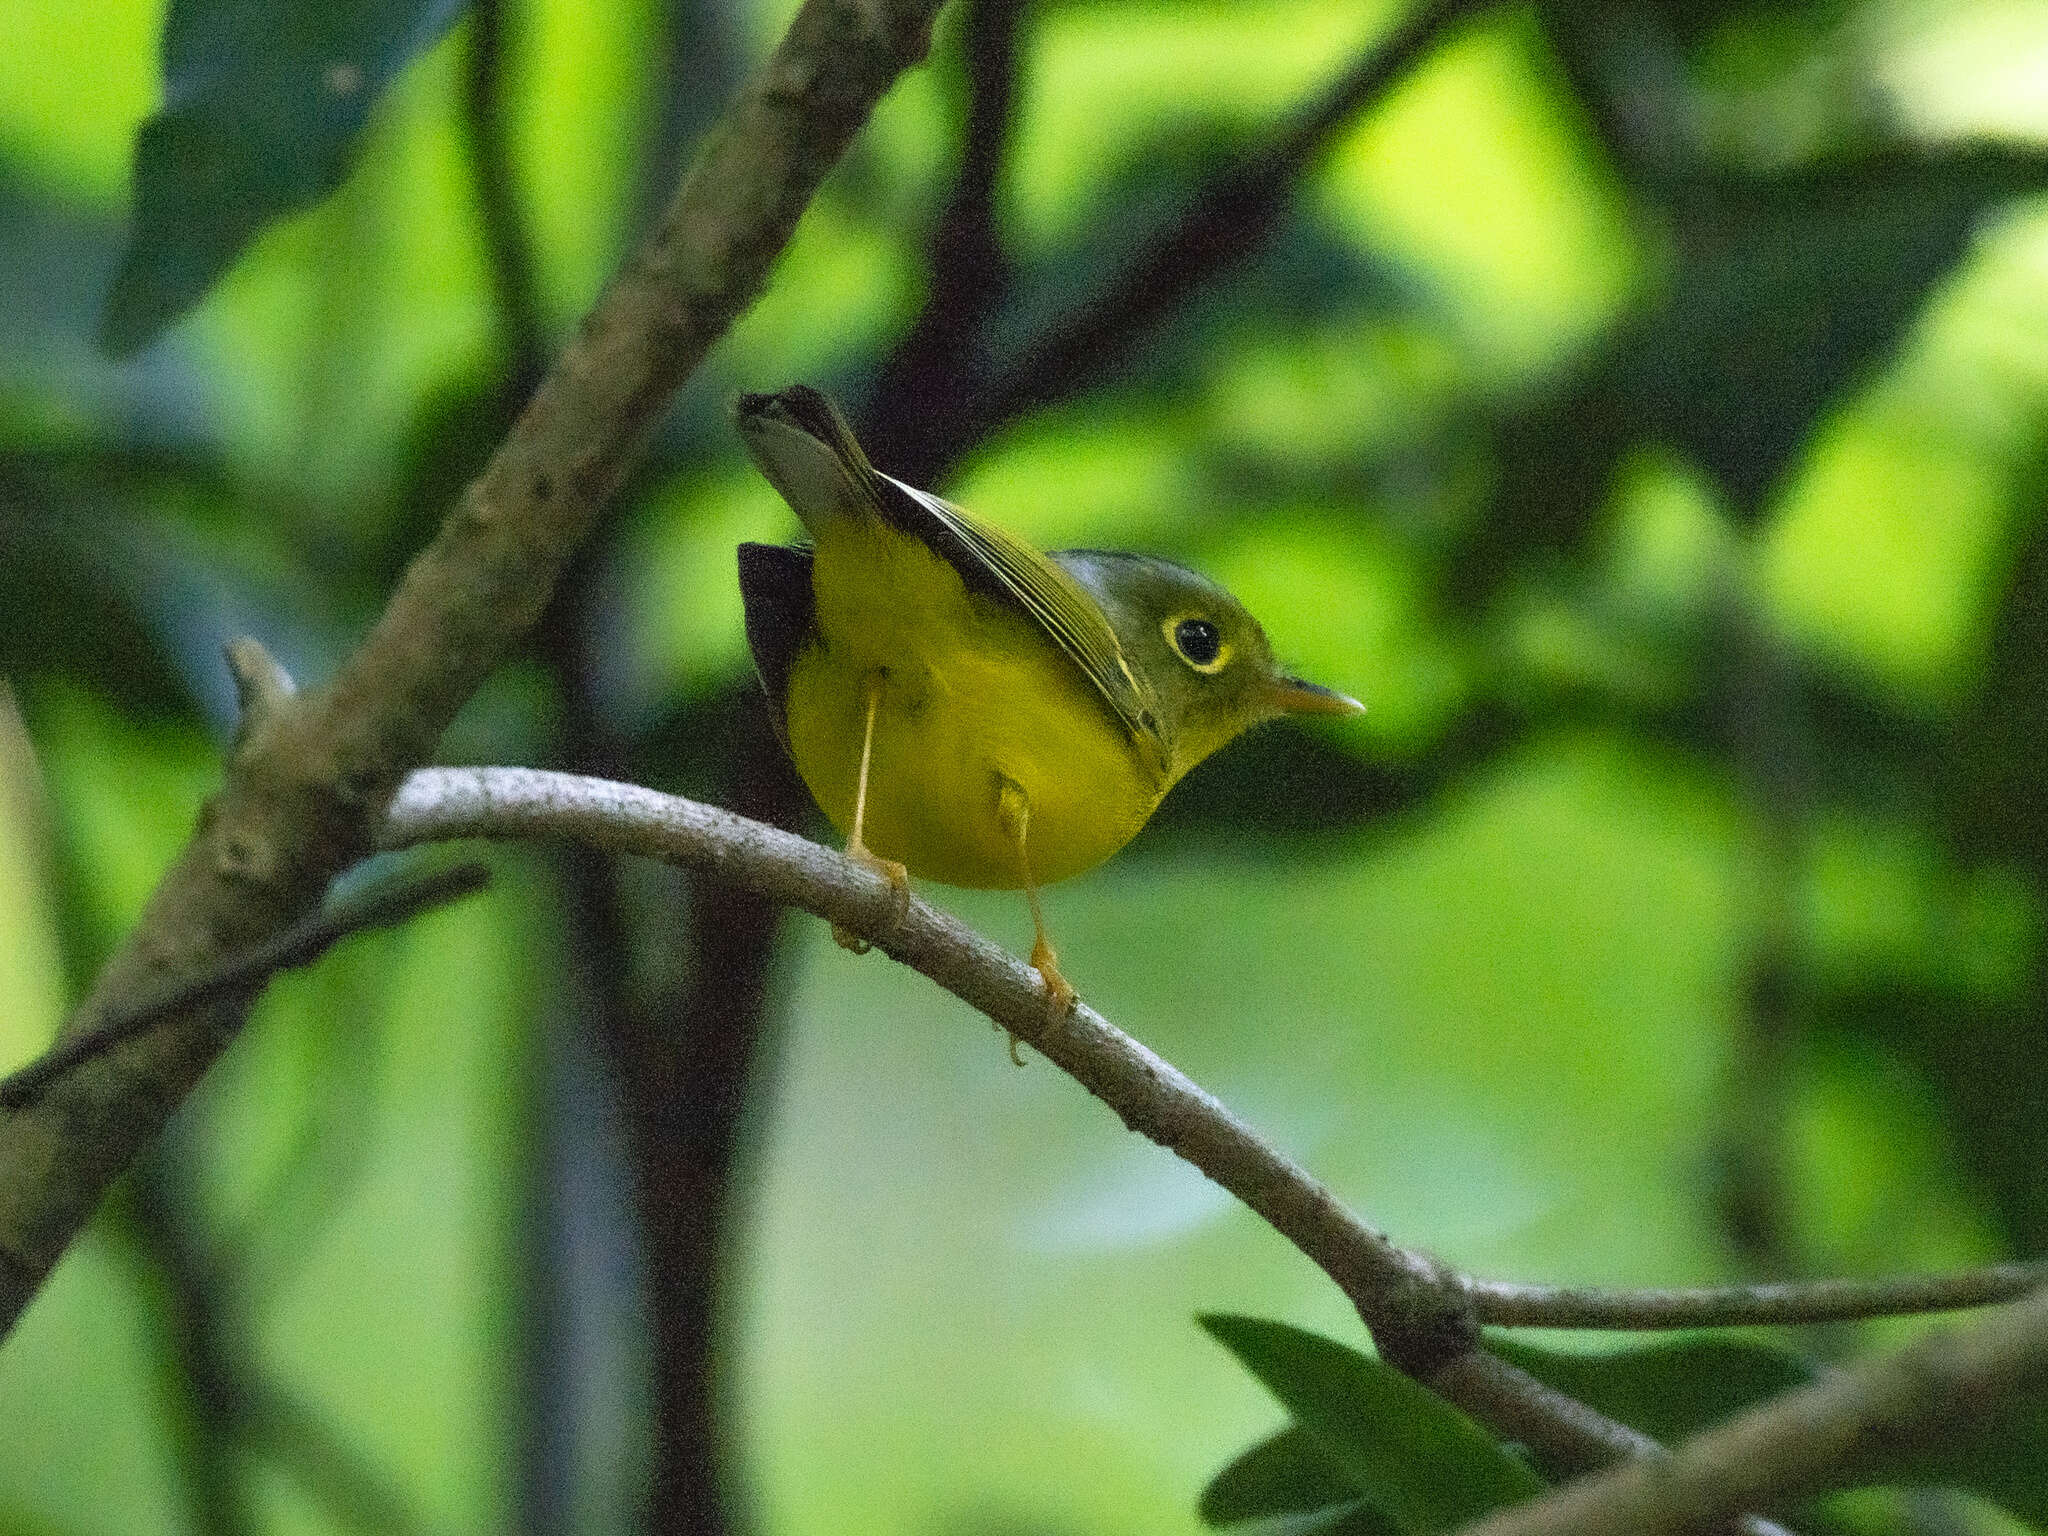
(4, 0, 2048, 1533)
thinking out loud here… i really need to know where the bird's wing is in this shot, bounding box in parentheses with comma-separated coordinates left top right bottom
(738, 385, 1166, 765)
(736, 541, 817, 750)
(876, 473, 1167, 764)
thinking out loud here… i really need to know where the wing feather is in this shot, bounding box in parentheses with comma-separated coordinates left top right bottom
(739, 385, 1166, 768)
(876, 474, 1166, 765)
(736, 541, 817, 751)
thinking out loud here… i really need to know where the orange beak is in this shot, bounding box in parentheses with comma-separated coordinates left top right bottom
(1267, 675, 1365, 716)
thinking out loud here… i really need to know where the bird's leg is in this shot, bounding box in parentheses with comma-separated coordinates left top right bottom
(835, 673, 909, 954)
(996, 777, 1077, 1055)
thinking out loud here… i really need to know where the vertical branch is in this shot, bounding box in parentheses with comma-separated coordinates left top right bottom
(538, 542, 720, 1531)
(1705, 570, 1818, 1302)
(635, 0, 746, 238)
(636, 697, 813, 1536)
(641, 1, 1026, 1522)
(125, 1150, 252, 1536)
(463, 0, 550, 390)
(862, 0, 1027, 467)
(461, 9, 630, 1527)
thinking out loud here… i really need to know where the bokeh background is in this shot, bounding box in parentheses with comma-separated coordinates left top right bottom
(4, 0, 2048, 1531)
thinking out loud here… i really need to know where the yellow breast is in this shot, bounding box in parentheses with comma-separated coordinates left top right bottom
(782, 516, 1166, 889)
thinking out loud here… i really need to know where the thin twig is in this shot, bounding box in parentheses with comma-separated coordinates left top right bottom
(888, 0, 1498, 483)
(381, 774, 2048, 1340)
(1431, 1352, 1797, 1536)
(0, 862, 490, 1111)
(380, 769, 1450, 1314)
(382, 767, 2048, 1529)
(128, 1159, 424, 1536)
(637, 701, 811, 1534)
(124, 1159, 252, 1536)
(239, 1378, 425, 1536)
(1472, 1262, 2048, 1330)
(1454, 1284, 2048, 1536)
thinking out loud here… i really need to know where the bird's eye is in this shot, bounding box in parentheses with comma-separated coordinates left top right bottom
(1171, 616, 1226, 671)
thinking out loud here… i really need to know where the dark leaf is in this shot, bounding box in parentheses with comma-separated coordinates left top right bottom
(1907, 1388, 2048, 1527)
(0, 489, 190, 721)
(1888, 487, 2048, 1252)
(1811, 981, 2048, 1274)
(1624, 0, 1854, 47)
(1490, 1334, 1814, 1444)
(1953, 490, 2048, 875)
(101, 0, 471, 355)
(1200, 1315, 1543, 1532)
(0, 452, 352, 729)
(1631, 151, 2048, 512)
(1464, 149, 2048, 601)
(1200, 1426, 1385, 1528)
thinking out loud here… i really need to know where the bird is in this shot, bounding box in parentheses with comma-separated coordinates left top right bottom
(734, 384, 1362, 1028)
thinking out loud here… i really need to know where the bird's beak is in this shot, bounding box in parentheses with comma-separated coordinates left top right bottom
(1267, 675, 1365, 716)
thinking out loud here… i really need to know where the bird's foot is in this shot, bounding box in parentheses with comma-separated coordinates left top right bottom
(994, 943, 1075, 1066)
(834, 844, 910, 954)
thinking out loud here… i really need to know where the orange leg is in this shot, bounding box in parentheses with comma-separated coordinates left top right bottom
(997, 778, 1078, 1057)
(834, 674, 909, 954)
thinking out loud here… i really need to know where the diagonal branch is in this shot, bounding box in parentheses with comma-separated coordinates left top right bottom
(356, 769, 1775, 1523)
(379, 767, 1463, 1343)
(1454, 1283, 2048, 1536)
(383, 766, 2048, 1530)
(0, 862, 489, 1111)
(879, 0, 1498, 485)
(0, 0, 949, 1340)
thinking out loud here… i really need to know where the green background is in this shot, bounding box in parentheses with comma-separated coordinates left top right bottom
(3, 0, 2048, 1531)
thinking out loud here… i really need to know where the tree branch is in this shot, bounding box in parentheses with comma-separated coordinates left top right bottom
(126, 1158, 253, 1536)
(1454, 1283, 2048, 1536)
(382, 766, 2048, 1528)
(875, 0, 1497, 484)
(378, 768, 1459, 1330)
(1470, 1262, 2048, 1330)
(1425, 1351, 1794, 1536)
(0, 861, 490, 1111)
(0, 0, 948, 1340)
(865, 0, 1025, 440)
(362, 767, 1746, 1509)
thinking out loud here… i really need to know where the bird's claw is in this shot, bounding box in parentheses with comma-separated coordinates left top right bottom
(835, 846, 910, 954)
(1031, 938, 1078, 1019)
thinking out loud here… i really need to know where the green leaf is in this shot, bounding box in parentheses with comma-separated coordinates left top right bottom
(1199, 1315, 1544, 1532)
(1465, 148, 2048, 602)
(1490, 1334, 1815, 1445)
(1200, 1425, 1393, 1529)
(100, 0, 470, 356)
(1268, 1507, 1405, 1536)
(1909, 1388, 2048, 1527)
